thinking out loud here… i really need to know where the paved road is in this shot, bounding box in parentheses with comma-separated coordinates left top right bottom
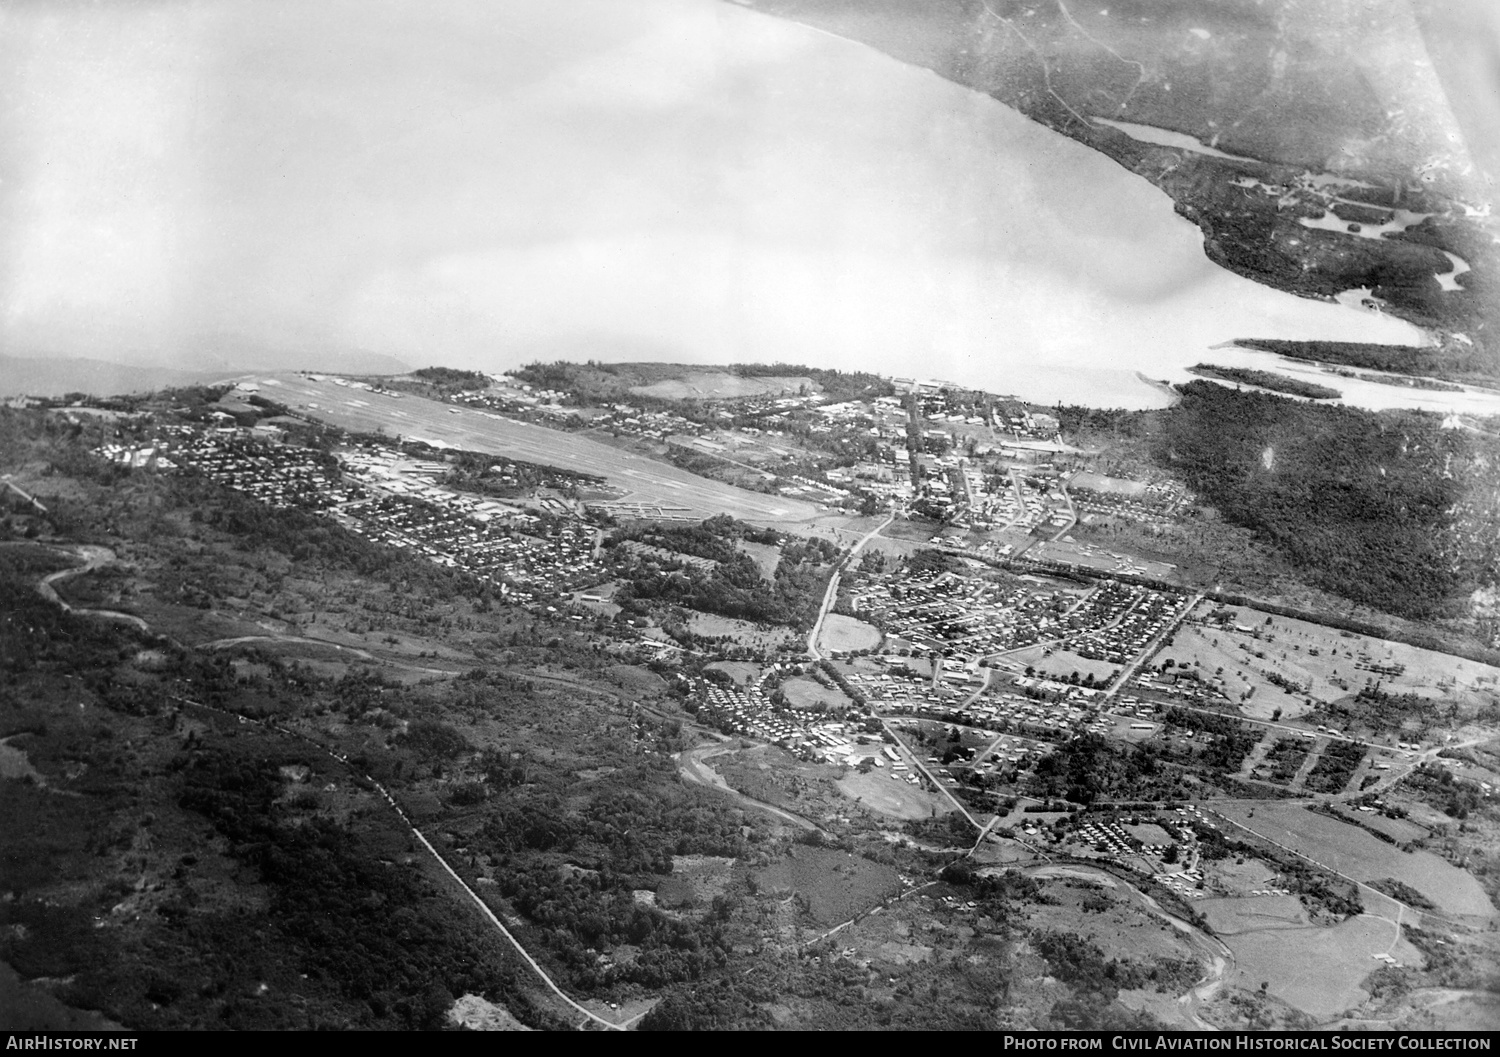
(806, 513, 893, 661)
(1098, 590, 1205, 705)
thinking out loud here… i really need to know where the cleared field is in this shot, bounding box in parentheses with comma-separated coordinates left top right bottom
(703, 660, 762, 685)
(687, 612, 792, 649)
(781, 676, 849, 710)
(1124, 822, 1173, 846)
(0, 738, 44, 782)
(1204, 856, 1279, 895)
(1071, 472, 1148, 496)
(835, 768, 950, 820)
(258, 375, 821, 525)
(1199, 893, 1308, 934)
(1009, 645, 1119, 683)
(1215, 802, 1495, 918)
(1170, 624, 1317, 720)
(739, 540, 781, 581)
(1194, 601, 1500, 706)
(751, 845, 901, 925)
(629, 372, 815, 400)
(657, 854, 736, 908)
(1215, 912, 1425, 1019)
(1328, 806, 1428, 844)
(817, 614, 881, 653)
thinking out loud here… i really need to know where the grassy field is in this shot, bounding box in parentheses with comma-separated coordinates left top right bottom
(1071, 472, 1149, 496)
(835, 768, 949, 820)
(687, 611, 794, 649)
(1215, 803, 1495, 918)
(1009, 645, 1119, 684)
(703, 660, 763, 685)
(259, 375, 822, 524)
(781, 676, 849, 710)
(1214, 912, 1425, 1019)
(817, 614, 881, 653)
(1195, 602, 1500, 707)
(1171, 624, 1319, 721)
(629, 373, 815, 401)
(1204, 856, 1279, 895)
(739, 540, 782, 582)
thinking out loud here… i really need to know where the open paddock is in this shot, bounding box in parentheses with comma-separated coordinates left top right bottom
(260, 374, 821, 525)
(738, 540, 782, 581)
(1329, 805, 1429, 844)
(1204, 856, 1279, 895)
(1214, 802, 1495, 918)
(1124, 822, 1173, 847)
(1193, 602, 1500, 709)
(1217, 912, 1426, 1019)
(1169, 623, 1316, 720)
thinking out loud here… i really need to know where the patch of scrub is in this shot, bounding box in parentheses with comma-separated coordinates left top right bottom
(447, 993, 532, 1031)
(0, 736, 45, 785)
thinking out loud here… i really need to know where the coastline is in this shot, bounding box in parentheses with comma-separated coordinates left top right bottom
(1134, 372, 1182, 407)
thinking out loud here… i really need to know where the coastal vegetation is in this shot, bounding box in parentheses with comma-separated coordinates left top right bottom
(1188, 364, 1342, 400)
(1232, 340, 1495, 384)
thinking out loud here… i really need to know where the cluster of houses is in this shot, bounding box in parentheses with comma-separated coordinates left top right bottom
(1066, 585, 1191, 666)
(1069, 477, 1187, 526)
(334, 492, 601, 600)
(853, 574, 1079, 657)
(166, 431, 353, 511)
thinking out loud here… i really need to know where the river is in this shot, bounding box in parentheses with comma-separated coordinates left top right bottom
(424, 0, 1428, 411)
(0, 0, 1448, 412)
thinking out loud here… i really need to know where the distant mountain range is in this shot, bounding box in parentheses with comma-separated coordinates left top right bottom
(0, 349, 412, 398)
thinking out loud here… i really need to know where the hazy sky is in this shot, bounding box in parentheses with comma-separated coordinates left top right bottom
(0, 0, 1461, 402)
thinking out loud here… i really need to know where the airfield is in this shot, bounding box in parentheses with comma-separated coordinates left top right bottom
(254, 374, 822, 526)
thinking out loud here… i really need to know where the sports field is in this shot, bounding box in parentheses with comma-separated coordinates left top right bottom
(258, 375, 821, 525)
(1071, 472, 1148, 496)
(817, 614, 881, 653)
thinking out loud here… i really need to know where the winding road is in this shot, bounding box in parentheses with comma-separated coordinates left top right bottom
(17, 544, 641, 1031)
(34, 545, 151, 632)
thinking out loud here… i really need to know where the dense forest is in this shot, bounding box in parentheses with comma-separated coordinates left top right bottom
(1157, 381, 1490, 619)
(1232, 340, 1495, 383)
(608, 517, 839, 628)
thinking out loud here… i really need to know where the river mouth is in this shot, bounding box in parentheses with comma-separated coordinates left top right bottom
(0, 0, 1450, 411)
